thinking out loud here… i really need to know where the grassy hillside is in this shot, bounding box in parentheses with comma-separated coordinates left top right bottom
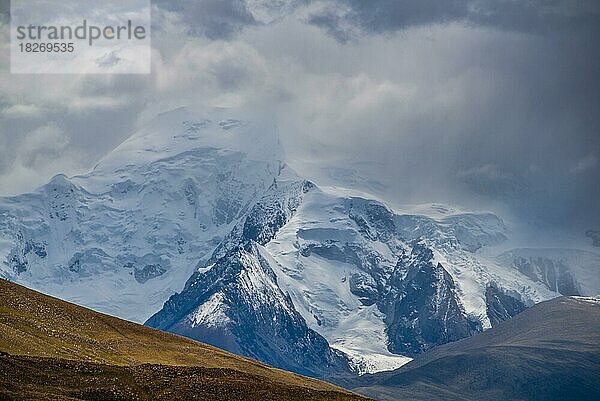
(352, 296, 600, 401)
(0, 279, 368, 401)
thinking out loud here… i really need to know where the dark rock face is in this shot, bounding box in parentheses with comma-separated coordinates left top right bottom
(134, 264, 167, 284)
(301, 243, 364, 267)
(347, 198, 396, 242)
(241, 180, 314, 246)
(299, 196, 491, 358)
(44, 174, 79, 222)
(24, 240, 48, 258)
(146, 180, 352, 378)
(7, 238, 48, 274)
(8, 253, 28, 274)
(485, 284, 527, 327)
(209, 180, 313, 262)
(147, 180, 527, 375)
(512, 256, 581, 296)
(349, 273, 379, 306)
(147, 245, 351, 378)
(382, 244, 479, 356)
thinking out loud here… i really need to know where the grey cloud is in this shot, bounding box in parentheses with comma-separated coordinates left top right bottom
(0, 72, 149, 194)
(0, 0, 7, 25)
(213, 62, 255, 90)
(258, 18, 600, 231)
(96, 51, 122, 68)
(307, 8, 354, 43)
(468, 0, 600, 33)
(0, 1, 598, 238)
(154, 0, 256, 39)
(308, 0, 600, 42)
(338, 0, 467, 33)
(456, 164, 525, 198)
(151, 0, 600, 43)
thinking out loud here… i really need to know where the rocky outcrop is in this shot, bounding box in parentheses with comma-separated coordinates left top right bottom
(511, 255, 581, 296)
(485, 284, 527, 327)
(382, 244, 480, 355)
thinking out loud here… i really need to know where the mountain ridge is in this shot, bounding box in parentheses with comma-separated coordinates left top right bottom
(2, 108, 599, 378)
(351, 296, 600, 400)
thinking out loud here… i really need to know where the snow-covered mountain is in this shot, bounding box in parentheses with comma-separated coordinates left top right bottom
(496, 248, 600, 297)
(0, 108, 284, 321)
(146, 179, 353, 378)
(2, 108, 599, 378)
(147, 178, 571, 375)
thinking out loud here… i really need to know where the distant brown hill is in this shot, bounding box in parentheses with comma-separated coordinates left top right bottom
(352, 296, 600, 401)
(0, 279, 368, 401)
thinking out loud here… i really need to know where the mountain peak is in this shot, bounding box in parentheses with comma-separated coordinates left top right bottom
(90, 108, 284, 179)
(43, 173, 75, 191)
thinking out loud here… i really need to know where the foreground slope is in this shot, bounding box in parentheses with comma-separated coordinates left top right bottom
(351, 296, 600, 401)
(0, 279, 368, 401)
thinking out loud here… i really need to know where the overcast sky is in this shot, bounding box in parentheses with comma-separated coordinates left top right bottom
(0, 0, 599, 238)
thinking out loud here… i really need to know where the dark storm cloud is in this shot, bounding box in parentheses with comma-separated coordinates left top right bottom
(154, 0, 256, 39)
(468, 0, 600, 33)
(0, 0, 8, 25)
(307, 8, 354, 43)
(297, 0, 599, 232)
(449, 24, 600, 229)
(308, 0, 600, 41)
(317, 0, 467, 35)
(1, 0, 598, 237)
(272, 7, 600, 231)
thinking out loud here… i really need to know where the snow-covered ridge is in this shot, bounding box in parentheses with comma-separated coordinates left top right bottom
(264, 187, 558, 372)
(497, 248, 600, 297)
(570, 296, 600, 306)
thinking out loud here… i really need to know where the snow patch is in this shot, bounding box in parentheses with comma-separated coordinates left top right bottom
(570, 296, 600, 306)
(189, 292, 230, 328)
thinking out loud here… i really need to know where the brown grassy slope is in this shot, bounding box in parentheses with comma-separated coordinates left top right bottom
(0, 279, 368, 401)
(0, 354, 362, 401)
